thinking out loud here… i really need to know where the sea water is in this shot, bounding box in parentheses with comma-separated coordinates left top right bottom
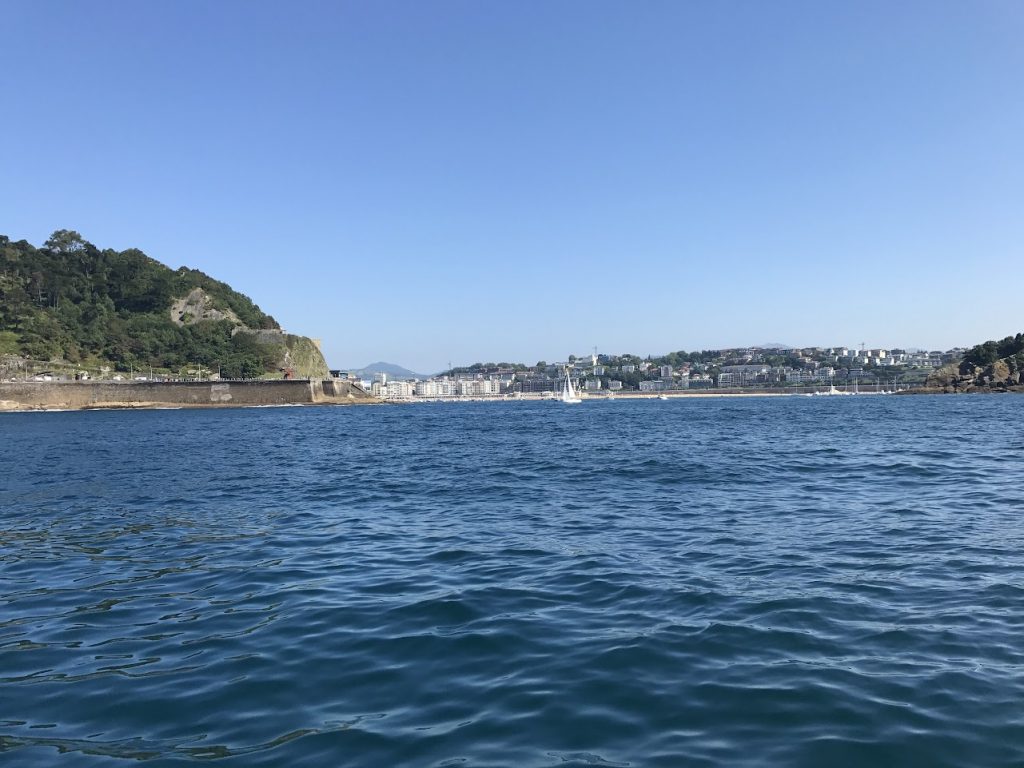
(2, 396, 1023, 766)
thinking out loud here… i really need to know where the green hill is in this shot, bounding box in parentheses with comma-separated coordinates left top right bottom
(0, 230, 328, 379)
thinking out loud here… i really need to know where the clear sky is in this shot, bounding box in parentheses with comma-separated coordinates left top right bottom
(2, 1, 1021, 372)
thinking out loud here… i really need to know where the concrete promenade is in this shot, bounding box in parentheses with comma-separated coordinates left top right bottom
(0, 379, 375, 411)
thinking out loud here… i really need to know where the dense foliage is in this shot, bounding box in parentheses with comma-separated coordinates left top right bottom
(962, 333, 1024, 367)
(0, 231, 282, 377)
(961, 333, 1024, 376)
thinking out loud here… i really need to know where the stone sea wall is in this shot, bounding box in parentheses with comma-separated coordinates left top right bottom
(0, 380, 374, 411)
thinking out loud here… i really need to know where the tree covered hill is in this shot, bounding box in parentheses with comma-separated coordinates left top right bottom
(962, 333, 1024, 371)
(0, 230, 326, 379)
(927, 332, 1024, 392)
(957, 333, 1024, 389)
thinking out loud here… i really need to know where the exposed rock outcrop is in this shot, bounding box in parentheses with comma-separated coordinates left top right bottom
(170, 288, 242, 326)
(927, 358, 1024, 393)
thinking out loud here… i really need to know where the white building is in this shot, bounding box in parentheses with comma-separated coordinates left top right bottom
(415, 380, 455, 397)
(457, 379, 501, 396)
(373, 380, 414, 398)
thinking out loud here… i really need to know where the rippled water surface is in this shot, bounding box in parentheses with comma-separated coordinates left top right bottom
(2, 396, 1024, 766)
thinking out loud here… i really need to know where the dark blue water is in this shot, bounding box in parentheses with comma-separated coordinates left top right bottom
(2, 396, 1023, 766)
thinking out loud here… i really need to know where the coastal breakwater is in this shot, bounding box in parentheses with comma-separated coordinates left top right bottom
(0, 379, 375, 411)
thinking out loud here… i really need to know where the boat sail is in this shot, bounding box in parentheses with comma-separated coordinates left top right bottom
(560, 368, 582, 404)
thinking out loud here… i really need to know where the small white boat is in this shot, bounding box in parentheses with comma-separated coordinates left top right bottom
(560, 368, 582, 404)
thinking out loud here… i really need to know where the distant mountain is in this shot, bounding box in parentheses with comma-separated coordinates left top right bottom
(345, 361, 428, 380)
(754, 342, 793, 350)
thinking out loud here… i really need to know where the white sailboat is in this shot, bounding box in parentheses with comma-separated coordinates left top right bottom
(560, 368, 582, 404)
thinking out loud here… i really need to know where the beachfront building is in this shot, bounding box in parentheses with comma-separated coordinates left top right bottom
(415, 379, 455, 397)
(516, 376, 556, 393)
(721, 364, 769, 386)
(785, 370, 816, 383)
(373, 380, 414, 399)
(457, 379, 501, 396)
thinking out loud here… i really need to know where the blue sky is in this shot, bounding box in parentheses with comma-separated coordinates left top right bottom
(2, 1, 1021, 372)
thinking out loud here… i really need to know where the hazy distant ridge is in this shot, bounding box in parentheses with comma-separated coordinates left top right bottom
(345, 361, 429, 380)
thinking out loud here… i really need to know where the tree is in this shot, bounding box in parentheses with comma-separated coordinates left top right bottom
(964, 340, 1001, 367)
(44, 230, 87, 254)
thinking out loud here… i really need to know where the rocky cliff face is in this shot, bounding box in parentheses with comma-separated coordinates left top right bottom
(280, 335, 330, 380)
(927, 360, 1024, 393)
(235, 329, 330, 379)
(170, 290, 331, 379)
(170, 288, 243, 327)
